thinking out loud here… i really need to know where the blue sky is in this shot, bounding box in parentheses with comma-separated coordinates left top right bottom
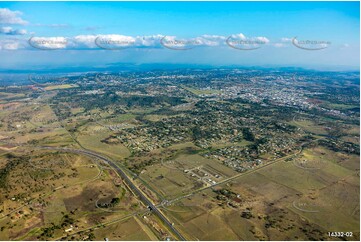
(0, 1, 359, 70)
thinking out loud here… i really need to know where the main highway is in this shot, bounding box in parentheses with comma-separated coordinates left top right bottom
(39, 146, 187, 241)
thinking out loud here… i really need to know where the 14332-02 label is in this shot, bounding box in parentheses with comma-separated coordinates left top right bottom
(328, 232, 353, 237)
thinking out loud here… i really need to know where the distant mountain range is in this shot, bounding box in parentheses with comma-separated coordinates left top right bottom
(0, 62, 359, 75)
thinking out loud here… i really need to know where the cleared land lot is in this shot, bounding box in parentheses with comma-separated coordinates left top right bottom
(44, 84, 79, 91)
(76, 124, 131, 160)
(91, 216, 156, 241)
(140, 153, 237, 199)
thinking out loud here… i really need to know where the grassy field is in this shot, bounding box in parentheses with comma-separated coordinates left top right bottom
(341, 125, 360, 144)
(76, 124, 130, 160)
(290, 118, 329, 135)
(320, 101, 359, 111)
(140, 152, 237, 199)
(161, 145, 360, 241)
(0, 149, 146, 241)
(92, 216, 156, 241)
(44, 84, 79, 91)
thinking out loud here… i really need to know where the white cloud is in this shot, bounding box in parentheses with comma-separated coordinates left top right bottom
(3, 42, 20, 50)
(0, 8, 28, 25)
(0, 26, 27, 35)
(254, 36, 270, 44)
(0, 38, 26, 50)
(228, 34, 269, 43)
(230, 33, 246, 40)
(16, 29, 27, 35)
(136, 35, 163, 47)
(0, 26, 12, 33)
(198, 35, 226, 46)
(72, 35, 97, 48)
(281, 37, 292, 42)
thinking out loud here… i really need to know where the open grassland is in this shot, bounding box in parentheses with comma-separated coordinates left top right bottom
(44, 84, 79, 91)
(320, 101, 359, 111)
(0, 93, 26, 103)
(91, 216, 156, 241)
(0, 149, 146, 241)
(140, 165, 203, 199)
(290, 118, 329, 135)
(0, 102, 75, 147)
(76, 123, 131, 160)
(161, 145, 359, 241)
(341, 125, 360, 145)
